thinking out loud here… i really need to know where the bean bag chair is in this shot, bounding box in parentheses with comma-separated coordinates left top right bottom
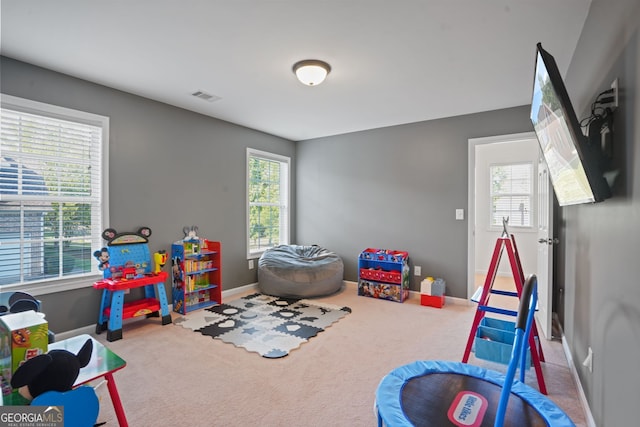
(258, 245, 344, 298)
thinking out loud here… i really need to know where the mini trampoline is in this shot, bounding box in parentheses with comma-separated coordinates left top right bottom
(375, 275, 575, 427)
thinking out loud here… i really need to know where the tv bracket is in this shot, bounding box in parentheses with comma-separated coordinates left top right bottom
(586, 109, 619, 187)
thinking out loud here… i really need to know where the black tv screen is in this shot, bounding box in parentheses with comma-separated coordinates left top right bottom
(530, 43, 611, 206)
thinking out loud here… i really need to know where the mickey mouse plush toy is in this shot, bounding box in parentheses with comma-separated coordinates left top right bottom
(10, 338, 93, 401)
(93, 248, 110, 271)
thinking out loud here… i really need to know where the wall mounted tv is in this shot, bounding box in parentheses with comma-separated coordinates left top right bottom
(530, 42, 612, 206)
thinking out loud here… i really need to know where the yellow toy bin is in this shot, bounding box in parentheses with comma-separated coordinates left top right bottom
(0, 310, 49, 396)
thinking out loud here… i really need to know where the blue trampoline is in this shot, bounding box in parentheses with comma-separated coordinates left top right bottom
(375, 275, 575, 427)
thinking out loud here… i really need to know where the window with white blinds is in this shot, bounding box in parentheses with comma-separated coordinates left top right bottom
(490, 162, 533, 228)
(246, 148, 290, 258)
(0, 94, 108, 290)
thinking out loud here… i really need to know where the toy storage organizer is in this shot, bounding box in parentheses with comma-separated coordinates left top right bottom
(171, 239, 222, 314)
(358, 248, 410, 303)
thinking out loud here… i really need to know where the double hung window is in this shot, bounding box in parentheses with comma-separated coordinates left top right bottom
(0, 95, 108, 292)
(246, 148, 290, 258)
(490, 162, 533, 228)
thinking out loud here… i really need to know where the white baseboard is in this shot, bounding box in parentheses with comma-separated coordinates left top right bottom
(562, 335, 596, 427)
(345, 280, 471, 306)
(56, 283, 260, 340)
(222, 282, 259, 298)
(58, 281, 469, 339)
(58, 281, 264, 340)
(409, 289, 471, 306)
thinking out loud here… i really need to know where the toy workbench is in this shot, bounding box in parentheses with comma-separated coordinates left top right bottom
(93, 227, 171, 341)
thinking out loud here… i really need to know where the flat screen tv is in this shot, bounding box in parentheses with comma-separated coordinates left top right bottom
(530, 42, 611, 206)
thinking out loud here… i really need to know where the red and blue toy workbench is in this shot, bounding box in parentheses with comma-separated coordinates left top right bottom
(93, 227, 172, 342)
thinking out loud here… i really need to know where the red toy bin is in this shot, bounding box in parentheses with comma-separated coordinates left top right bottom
(420, 294, 445, 308)
(359, 268, 402, 284)
(359, 248, 408, 263)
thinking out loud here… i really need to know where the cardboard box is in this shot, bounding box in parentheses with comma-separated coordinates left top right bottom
(0, 310, 48, 396)
(420, 293, 445, 308)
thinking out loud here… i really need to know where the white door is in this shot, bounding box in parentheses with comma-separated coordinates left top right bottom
(468, 133, 554, 341)
(536, 151, 554, 340)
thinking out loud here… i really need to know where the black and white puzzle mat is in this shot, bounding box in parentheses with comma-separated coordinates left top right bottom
(175, 293, 351, 358)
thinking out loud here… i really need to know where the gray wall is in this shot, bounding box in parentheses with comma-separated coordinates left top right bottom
(296, 106, 533, 298)
(3, 2, 638, 421)
(0, 56, 296, 334)
(560, 1, 640, 425)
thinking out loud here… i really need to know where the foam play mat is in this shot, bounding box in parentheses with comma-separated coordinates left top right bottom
(174, 293, 351, 358)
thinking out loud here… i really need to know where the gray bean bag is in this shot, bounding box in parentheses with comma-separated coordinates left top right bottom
(258, 245, 344, 298)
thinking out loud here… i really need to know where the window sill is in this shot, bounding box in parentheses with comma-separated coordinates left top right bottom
(0, 274, 102, 297)
(487, 227, 537, 234)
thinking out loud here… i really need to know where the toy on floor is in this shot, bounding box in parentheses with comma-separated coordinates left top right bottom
(93, 226, 172, 341)
(10, 338, 93, 401)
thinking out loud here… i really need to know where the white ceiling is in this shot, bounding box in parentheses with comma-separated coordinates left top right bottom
(0, 1, 591, 141)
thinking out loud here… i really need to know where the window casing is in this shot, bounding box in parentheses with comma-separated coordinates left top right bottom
(490, 162, 533, 228)
(246, 148, 290, 258)
(0, 94, 109, 294)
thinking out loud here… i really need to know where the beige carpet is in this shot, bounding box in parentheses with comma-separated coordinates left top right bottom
(91, 282, 587, 426)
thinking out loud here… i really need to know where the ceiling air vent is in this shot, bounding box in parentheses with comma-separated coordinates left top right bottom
(191, 90, 221, 102)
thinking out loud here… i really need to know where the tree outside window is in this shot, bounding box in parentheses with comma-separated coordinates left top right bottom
(0, 95, 107, 288)
(247, 149, 289, 257)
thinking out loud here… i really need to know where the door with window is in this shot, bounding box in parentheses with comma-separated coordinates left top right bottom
(469, 135, 550, 328)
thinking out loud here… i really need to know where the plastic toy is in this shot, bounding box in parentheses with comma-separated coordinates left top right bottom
(182, 225, 199, 241)
(93, 227, 172, 341)
(358, 248, 410, 303)
(0, 292, 40, 315)
(10, 338, 92, 401)
(93, 247, 110, 271)
(153, 250, 168, 274)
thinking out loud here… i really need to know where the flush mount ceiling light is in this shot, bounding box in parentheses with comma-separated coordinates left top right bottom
(292, 59, 331, 86)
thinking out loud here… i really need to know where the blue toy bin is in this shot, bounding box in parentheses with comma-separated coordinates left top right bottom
(474, 317, 531, 368)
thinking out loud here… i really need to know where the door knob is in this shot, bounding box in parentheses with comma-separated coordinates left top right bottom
(538, 238, 559, 245)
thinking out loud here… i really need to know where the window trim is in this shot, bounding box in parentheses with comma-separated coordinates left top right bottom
(488, 161, 535, 230)
(0, 93, 109, 295)
(246, 148, 290, 259)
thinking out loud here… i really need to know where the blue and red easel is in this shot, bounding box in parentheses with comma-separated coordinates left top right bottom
(462, 223, 547, 394)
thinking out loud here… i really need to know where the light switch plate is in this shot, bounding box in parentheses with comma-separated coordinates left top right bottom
(455, 209, 464, 220)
